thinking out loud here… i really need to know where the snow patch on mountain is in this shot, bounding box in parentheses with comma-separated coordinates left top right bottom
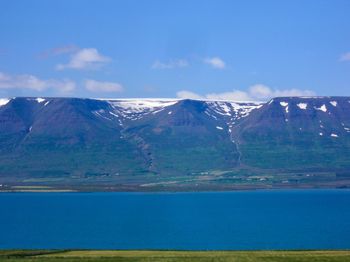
(297, 103, 308, 110)
(92, 110, 113, 121)
(279, 102, 289, 113)
(315, 104, 327, 112)
(206, 101, 262, 119)
(109, 111, 119, 118)
(0, 98, 10, 107)
(205, 101, 263, 129)
(330, 101, 337, 107)
(36, 98, 46, 103)
(280, 102, 288, 107)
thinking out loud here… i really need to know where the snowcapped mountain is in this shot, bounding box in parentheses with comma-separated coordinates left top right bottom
(1, 96, 350, 191)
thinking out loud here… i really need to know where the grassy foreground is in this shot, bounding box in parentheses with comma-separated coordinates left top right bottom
(1, 250, 350, 262)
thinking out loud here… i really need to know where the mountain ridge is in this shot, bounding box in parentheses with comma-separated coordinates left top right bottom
(1, 96, 350, 191)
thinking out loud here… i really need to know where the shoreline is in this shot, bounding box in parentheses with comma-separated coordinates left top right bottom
(1, 250, 350, 261)
(1, 186, 350, 193)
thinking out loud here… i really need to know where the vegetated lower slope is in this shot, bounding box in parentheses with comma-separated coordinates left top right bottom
(0, 96, 350, 190)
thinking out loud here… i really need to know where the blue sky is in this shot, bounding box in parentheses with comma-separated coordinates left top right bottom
(0, 0, 349, 100)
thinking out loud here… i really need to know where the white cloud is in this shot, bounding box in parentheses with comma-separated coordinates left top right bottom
(205, 90, 251, 101)
(85, 79, 123, 93)
(248, 84, 272, 100)
(56, 48, 111, 70)
(176, 84, 315, 101)
(339, 52, 350, 62)
(249, 84, 315, 99)
(152, 59, 189, 69)
(176, 90, 203, 100)
(0, 72, 47, 91)
(177, 90, 251, 101)
(0, 72, 76, 94)
(204, 57, 226, 69)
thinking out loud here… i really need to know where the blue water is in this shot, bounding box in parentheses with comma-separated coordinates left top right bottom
(1, 190, 350, 250)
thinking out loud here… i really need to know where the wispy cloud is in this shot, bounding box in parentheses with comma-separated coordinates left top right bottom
(151, 56, 227, 70)
(85, 79, 123, 93)
(151, 59, 189, 69)
(204, 57, 226, 69)
(177, 84, 315, 101)
(339, 52, 350, 62)
(56, 48, 111, 70)
(0, 72, 76, 94)
(39, 44, 79, 58)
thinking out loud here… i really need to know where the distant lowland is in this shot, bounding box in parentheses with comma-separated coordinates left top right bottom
(1, 96, 350, 191)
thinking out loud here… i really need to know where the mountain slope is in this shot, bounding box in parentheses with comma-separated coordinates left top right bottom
(1, 96, 350, 191)
(0, 97, 147, 179)
(122, 99, 241, 175)
(232, 97, 350, 170)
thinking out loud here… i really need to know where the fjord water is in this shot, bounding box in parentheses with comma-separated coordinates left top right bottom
(1, 190, 350, 250)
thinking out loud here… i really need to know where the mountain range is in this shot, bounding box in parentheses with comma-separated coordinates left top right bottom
(1, 96, 350, 191)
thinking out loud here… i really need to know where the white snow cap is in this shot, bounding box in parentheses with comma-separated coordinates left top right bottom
(109, 99, 177, 112)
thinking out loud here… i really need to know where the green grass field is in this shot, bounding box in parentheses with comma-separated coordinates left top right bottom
(1, 250, 350, 262)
